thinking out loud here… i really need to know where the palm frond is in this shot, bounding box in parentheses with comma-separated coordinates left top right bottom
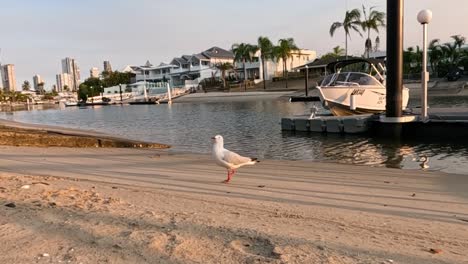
(330, 22, 342, 36)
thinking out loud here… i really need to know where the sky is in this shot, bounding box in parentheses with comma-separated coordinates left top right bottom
(1, 0, 467, 89)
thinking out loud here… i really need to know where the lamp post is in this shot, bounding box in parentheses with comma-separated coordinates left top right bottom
(417, 9, 433, 121)
(305, 65, 309, 97)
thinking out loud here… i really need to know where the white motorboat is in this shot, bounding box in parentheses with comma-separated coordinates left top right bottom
(316, 59, 409, 116)
(64, 99, 79, 107)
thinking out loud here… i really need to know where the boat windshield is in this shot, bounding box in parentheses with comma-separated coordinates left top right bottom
(321, 74, 334, 86)
(321, 72, 382, 87)
(347, 73, 381, 86)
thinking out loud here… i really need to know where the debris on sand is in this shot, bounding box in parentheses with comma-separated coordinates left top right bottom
(4, 202, 16, 208)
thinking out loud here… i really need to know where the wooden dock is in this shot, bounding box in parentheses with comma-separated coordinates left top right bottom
(282, 108, 468, 138)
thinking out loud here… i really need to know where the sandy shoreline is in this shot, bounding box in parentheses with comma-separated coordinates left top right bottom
(1, 146, 468, 263)
(0, 119, 170, 148)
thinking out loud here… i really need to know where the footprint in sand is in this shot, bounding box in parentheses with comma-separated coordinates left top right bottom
(230, 236, 280, 259)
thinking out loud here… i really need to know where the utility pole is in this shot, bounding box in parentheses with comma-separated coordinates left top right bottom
(386, 0, 404, 118)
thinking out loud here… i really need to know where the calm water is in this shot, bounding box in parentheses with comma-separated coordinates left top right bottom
(1, 96, 468, 174)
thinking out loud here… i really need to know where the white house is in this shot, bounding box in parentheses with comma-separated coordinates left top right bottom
(235, 49, 317, 82)
(133, 61, 178, 84)
(170, 47, 234, 86)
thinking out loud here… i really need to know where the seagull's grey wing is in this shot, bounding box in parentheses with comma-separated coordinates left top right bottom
(222, 149, 251, 165)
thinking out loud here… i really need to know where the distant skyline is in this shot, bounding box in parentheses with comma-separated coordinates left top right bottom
(1, 0, 467, 89)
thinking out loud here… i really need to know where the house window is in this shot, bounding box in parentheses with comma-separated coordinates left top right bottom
(202, 61, 209, 66)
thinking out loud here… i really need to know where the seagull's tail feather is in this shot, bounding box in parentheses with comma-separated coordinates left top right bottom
(251, 158, 260, 163)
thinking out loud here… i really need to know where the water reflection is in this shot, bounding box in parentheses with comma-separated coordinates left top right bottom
(1, 97, 468, 174)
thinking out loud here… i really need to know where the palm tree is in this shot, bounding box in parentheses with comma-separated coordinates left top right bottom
(232, 43, 258, 91)
(429, 39, 443, 77)
(441, 42, 459, 66)
(452, 35, 466, 50)
(272, 38, 299, 89)
(361, 5, 386, 58)
(374, 36, 381, 52)
(330, 8, 362, 59)
(22, 80, 31, 91)
(403, 47, 415, 75)
(215, 62, 234, 91)
(257, 36, 274, 90)
(332, 46, 345, 56)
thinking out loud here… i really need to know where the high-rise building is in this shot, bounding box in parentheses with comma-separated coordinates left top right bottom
(103, 61, 112, 73)
(90, 67, 100, 78)
(1, 64, 16, 92)
(61, 57, 81, 91)
(33, 74, 42, 91)
(56, 73, 73, 92)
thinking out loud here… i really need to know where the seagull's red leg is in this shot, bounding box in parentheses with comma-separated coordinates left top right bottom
(223, 170, 232, 183)
(231, 170, 236, 179)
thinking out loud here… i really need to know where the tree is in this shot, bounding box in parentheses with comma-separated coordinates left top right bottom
(330, 8, 362, 59)
(81, 77, 103, 96)
(452, 35, 466, 50)
(257, 36, 274, 90)
(440, 35, 467, 71)
(319, 46, 345, 61)
(22, 80, 31, 91)
(78, 84, 89, 102)
(403, 46, 422, 76)
(361, 5, 385, 58)
(374, 36, 381, 52)
(37, 82, 45, 95)
(101, 71, 135, 88)
(441, 42, 459, 66)
(429, 39, 443, 77)
(215, 62, 234, 91)
(272, 38, 299, 88)
(232, 43, 258, 91)
(332, 46, 345, 56)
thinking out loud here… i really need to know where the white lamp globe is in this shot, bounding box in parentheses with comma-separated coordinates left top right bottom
(417, 9, 433, 24)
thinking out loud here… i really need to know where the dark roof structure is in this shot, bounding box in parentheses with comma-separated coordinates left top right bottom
(326, 58, 385, 73)
(202, 47, 234, 59)
(296, 56, 362, 70)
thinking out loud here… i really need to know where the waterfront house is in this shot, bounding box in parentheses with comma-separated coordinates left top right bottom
(170, 47, 234, 87)
(133, 61, 178, 84)
(234, 49, 317, 82)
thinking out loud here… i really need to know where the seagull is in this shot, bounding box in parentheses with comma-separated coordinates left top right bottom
(211, 135, 259, 183)
(419, 156, 429, 170)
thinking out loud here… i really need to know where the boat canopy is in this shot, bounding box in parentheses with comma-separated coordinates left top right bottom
(320, 72, 383, 87)
(326, 58, 385, 74)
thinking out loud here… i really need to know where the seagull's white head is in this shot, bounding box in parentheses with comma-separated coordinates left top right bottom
(211, 135, 224, 146)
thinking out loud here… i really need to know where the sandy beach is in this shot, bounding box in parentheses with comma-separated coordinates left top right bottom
(1, 145, 468, 264)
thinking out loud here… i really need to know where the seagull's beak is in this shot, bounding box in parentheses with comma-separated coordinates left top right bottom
(211, 137, 215, 140)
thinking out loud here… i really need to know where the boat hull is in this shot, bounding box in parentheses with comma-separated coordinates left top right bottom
(317, 86, 410, 116)
(326, 101, 383, 116)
